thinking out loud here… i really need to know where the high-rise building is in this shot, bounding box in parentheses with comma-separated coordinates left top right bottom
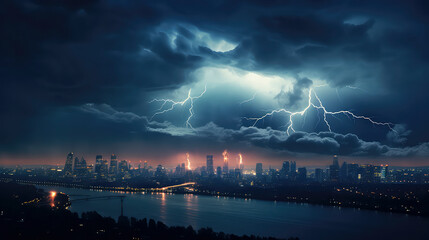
(256, 163, 263, 178)
(118, 160, 128, 174)
(290, 161, 296, 173)
(381, 165, 389, 182)
(360, 164, 375, 183)
(74, 157, 87, 176)
(333, 155, 339, 167)
(222, 150, 229, 174)
(64, 152, 74, 176)
(216, 166, 222, 178)
(298, 167, 307, 181)
(206, 155, 214, 176)
(347, 163, 359, 182)
(155, 164, 165, 178)
(330, 155, 340, 182)
(73, 157, 80, 173)
(94, 155, 103, 174)
(340, 161, 348, 182)
(315, 168, 324, 182)
(100, 159, 109, 178)
(110, 154, 118, 174)
(282, 161, 290, 173)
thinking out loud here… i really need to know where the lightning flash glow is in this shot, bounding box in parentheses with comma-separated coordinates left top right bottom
(186, 152, 191, 170)
(149, 85, 207, 129)
(247, 88, 394, 135)
(223, 150, 228, 163)
(238, 153, 244, 170)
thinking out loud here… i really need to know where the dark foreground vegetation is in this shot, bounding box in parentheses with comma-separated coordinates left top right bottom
(0, 182, 297, 240)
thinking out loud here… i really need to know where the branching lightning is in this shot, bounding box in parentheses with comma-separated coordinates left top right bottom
(246, 88, 395, 135)
(149, 85, 207, 129)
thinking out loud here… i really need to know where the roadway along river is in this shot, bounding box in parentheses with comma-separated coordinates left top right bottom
(39, 186, 429, 240)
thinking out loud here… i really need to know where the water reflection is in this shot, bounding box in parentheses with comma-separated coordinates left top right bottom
(39, 186, 429, 240)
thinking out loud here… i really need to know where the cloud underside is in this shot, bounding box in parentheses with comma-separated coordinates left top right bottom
(83, 104, 429, 158)
(1, 0, 429, 160)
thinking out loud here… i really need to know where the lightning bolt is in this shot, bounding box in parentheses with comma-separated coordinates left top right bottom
(149, 85, 207, 129)
(240, 93, 257, 105)
(246, 88, 395, 135)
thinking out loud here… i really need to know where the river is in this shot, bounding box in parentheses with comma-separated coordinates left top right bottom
(39, 186, 429, 240)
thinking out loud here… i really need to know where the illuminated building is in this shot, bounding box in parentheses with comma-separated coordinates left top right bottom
(73, 157, 87, 176)
(100, 159, 109, 178)
(118, 160, 128, 174)
(110, 154, 118, 175)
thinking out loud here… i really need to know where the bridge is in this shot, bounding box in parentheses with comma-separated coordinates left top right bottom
(155, 182, 196, 191)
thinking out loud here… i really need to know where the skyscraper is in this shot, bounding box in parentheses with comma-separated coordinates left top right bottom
(73, 157, 80, 174)
(118, 160, 128, 176)
(298, 167, 307, 181)
(94, 155, 103, 175)
(256, 163, 263, 178)
(290, 161, 296, 173)
(222, 150, 229, 174)
(216, 166, 222, 178)
(315, 168, 323, 182)
(206, 155, 214, 176)
(282, 161, 290, 173)
(74, 157, 87, 176)
(110, 154, 118, 174)
(64, 152, 73, 176)
(100, 159, 109, 178)
(330, 155, 340, 182)
(340, 161, 348, 182)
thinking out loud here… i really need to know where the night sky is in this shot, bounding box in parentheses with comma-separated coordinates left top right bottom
(1, 0, 429, 167)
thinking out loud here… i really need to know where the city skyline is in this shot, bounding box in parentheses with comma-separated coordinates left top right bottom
(1, 1, 429, 169)
(2, 1, 429, 239)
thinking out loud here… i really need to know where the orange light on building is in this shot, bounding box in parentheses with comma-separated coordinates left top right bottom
(50, 191, 57, 198)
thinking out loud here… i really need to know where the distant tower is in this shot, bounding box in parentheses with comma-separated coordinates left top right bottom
(206, 155, 214, 176)
(290, 161, 296, 173)
(256, 163, 263, 178)
(222, 150, 229, 174)
(118, 160, 128, 175)
(330, 155, 340, 182)
(216, 166, 222, 178)
(64, 152, 74, 175)
(73, 157, 80, 174)
(282, 161, 290, 173)
(94, 155, 103, 174)
(110, 154, 118, 174)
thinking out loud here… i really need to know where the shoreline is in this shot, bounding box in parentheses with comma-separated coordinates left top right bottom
(2, 177, 427, 218)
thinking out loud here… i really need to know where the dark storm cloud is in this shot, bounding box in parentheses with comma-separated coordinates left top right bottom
(1, 0, 429, 161)
(75, 104, 429, 158)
